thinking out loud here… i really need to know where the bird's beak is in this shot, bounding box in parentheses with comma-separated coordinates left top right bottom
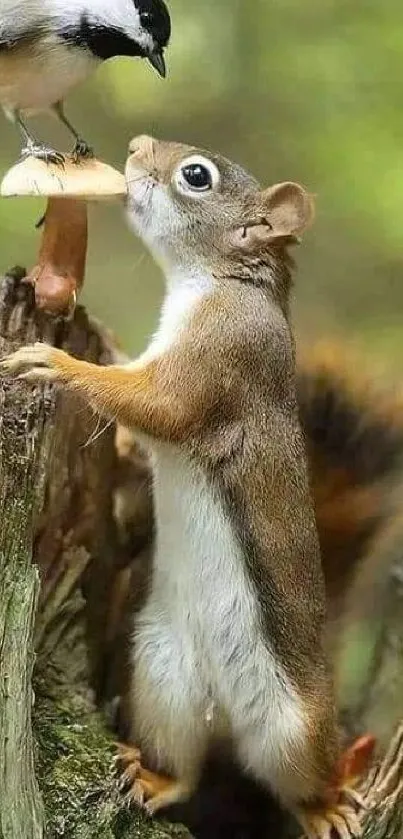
(147, 50, 166, 78)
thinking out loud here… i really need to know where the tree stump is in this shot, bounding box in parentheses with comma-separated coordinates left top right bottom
(0, 269, 192, 839)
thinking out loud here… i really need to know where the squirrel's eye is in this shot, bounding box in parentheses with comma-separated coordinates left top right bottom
(181, 163, 212, 191)
(174, 156, 220, 197)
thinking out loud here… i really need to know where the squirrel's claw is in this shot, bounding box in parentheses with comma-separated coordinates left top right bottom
(342, 787, 368, 810)
(0, 342, 53, 375)
(297, 734, 376, 839)
(115, 742, 189, 815)
(297, 800, 361, 839)
(0, 342, 70, 383)
(18, 367, 59, 382)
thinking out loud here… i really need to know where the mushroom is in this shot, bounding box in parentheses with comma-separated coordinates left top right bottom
(1, 155, 127, 315)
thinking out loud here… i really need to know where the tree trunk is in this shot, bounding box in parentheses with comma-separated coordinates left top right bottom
(0, 269, 402, 839)
(351, 544, 403, 837)
(0, 269, 191, 839)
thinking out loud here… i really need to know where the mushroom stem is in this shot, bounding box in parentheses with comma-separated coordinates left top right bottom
(25, 197, 88, 315)
(1, 155, 126, 315)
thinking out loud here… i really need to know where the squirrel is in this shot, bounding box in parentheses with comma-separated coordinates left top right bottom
(107, 340, 398, 839)
(105, 342, 401, 839)
(1, 135, 367, 838)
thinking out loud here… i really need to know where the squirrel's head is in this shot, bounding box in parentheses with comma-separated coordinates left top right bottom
(125, 135, 314, 283)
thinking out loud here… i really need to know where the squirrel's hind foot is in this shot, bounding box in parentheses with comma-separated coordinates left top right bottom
(296, 800, 361, 839)
(116, 743, 190, 815)
(296, 734, 376, 839)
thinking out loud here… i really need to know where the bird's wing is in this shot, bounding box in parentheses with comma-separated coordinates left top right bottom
(0, 0, 51, 47)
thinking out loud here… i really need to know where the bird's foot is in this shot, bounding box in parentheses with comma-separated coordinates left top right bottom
(72, 138, 94, 163)
(20, 142, 65, 167)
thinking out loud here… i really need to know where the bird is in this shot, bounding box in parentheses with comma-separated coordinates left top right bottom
(0, 0, 171, 164)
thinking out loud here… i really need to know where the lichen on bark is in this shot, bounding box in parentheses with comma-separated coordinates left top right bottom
(34, 690, 191, 839)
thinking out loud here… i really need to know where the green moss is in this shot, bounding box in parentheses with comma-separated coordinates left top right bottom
(34, 692, 191, 839)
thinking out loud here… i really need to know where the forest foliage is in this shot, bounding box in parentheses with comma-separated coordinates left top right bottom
(0, 0, 402, 358)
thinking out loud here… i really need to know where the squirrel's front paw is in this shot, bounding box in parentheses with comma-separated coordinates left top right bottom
(116, 742, 190, 815)
(0, 342, 61, 381)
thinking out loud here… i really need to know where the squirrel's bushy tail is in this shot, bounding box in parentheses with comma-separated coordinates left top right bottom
(297, 342, 403, 617)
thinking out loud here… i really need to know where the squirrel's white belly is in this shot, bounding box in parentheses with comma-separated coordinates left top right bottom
(0, 45, 95, 113)
(132, 444, 307, 785)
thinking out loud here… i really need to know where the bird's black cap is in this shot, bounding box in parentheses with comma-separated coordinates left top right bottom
(62, 0, 171, 76)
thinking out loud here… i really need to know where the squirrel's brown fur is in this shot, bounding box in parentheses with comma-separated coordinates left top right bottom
(109, 340, 403, 650)
(107, 340, 403, 839)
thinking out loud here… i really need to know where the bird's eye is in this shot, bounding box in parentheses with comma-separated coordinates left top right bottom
(140, 11, 153, 25)
(174, 155, 220, 197)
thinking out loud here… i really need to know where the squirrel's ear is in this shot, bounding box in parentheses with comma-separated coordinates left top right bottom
(261, 181, 315, 239)
(227, 182, 314, 252)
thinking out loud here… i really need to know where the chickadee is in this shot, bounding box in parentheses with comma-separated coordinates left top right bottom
(0, 0, 171, 164)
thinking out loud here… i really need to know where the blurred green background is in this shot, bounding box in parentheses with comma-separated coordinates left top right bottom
(0, 0, 402, 363)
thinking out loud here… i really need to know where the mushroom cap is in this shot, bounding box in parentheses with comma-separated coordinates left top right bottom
(1, 156, 127, 200)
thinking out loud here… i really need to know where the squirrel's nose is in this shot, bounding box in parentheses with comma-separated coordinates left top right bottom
(129, 135, 155, 159)
(127, 136, 157, 177)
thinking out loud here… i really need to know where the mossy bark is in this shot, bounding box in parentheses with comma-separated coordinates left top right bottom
(34, 692, 191, 839)
(0, 270, 191, 839)
(0, 321, 48, 837)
